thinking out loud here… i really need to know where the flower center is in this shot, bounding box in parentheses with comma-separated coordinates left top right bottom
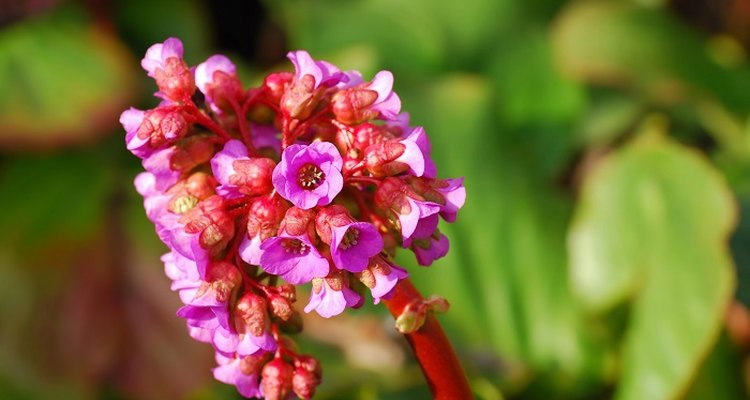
(281, 238, 309, 255)
(339, 227, 360, 250)
(297, 163, 326, 190)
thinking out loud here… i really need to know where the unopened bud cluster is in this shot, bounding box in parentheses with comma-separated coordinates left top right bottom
(122, 37, 465, 398)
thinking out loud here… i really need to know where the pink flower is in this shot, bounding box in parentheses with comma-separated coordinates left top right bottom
(272, 142, 344, 209)
(304, 276, 362, 318)
(330, 222, 384, 273)
(412, 232, 450, 266)
(370, 263, 408, 304)
(287, 50, 346, 89)
(195, 55, 242, 112)
(214, 352, 265, 398)
(436, 177, 466, 223)
(259, 235, 329, 284)
(211, 140, 275, 199)
(141, 37, 195, 101)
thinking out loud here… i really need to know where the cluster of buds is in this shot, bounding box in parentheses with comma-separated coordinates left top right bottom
(121, 37, 465, 399)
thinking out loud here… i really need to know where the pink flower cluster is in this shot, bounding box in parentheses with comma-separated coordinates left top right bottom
(121, 37, 465, 399)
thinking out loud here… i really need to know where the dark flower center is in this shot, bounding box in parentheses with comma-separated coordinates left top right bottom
(281, 238, 309, 255)
(340, 227, 360, 250)
(297, 163, 326, 189)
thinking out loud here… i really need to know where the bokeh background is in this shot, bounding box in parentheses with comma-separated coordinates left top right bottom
(2, 0, 750, 399)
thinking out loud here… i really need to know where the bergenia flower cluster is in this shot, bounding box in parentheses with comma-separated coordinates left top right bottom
(121, 37, 465, 399)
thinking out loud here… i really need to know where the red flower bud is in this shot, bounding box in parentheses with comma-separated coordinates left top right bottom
(279, 207, 317, 238)
(228, 157, 276, 196)
(261, 358, 294, 400)
(154, 57, 195, 102)
(137, 107, 189, 148)
(246, 195, 289, 240)
(292, 368, 319, 399)
(331, 88, 379, 125)
(364, 141, 410, 177)
(280, 74, 319, 120)
(170, 136, 217, 173)
(205, 70, 244, 111)
(263, 72, 294, 104)
(314, 205, 354, 244)
(204, 261, 241, 302)
(235, 292, 269, 336)
(181, 195, 235, 255)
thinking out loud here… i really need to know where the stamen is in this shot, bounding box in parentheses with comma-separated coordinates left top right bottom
(297, 163, 326, 189)
(281, 238, 309, 255)
(339, 227, 360, 250)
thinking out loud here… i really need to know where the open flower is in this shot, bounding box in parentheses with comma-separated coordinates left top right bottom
(259, 234, 329, 284)
(304, 275, 362, 318)
(330, 222, 384, 273)
(272, 142, 344, 209)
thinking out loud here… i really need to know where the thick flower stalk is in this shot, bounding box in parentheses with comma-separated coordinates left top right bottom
(122, 38, 467, 399)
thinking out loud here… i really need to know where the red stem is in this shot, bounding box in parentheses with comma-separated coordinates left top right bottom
(383, 279, 473, 399)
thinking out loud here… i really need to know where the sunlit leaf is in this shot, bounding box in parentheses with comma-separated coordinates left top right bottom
(569, 124, 737, 399)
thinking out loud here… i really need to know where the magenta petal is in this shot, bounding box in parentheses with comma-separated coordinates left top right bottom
(414, 233, 450, 266)
(142, 147, 180, 191)
(196, 54, 236, 95)
(213, 326, 239, 354)
(274, 142, 344, 209)
(260, 236, 329, 284)
(331, 223, 384, 272)
(238, 234, 263, 266)
(396, 136, 425, 177)
(439, 177, 466, 223)
(371, 264, 408, 304)
(400, 199, 441, 241)
(403, 214, 440, 248)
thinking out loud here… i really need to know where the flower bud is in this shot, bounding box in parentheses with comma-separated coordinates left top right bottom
(137, 107, 189, 148)
(425, 295, 450, 314)
(235, 292, 269, 336)
(154, 57, 195, 102)
(394, 302, 427, 334)
(204, 70, 243, 112)
(292, 368, 319, 399)
(294, 355, 322, 378)
(364, 141, 410, 177)
(263, 72, 294, 104)
(170, 136, 217, 173)
(226, 157, 276, 196)
(332, 88, 379, 125)
(240, 352, 272, 376)
(280, 74, 319, 120)
(246, 195, 289, 240)
(279, 207, 317, 238)
(374, 177, 413, 217)
(314, 205, 354, 244)
(269, 293, 294, 321)
(181, 195, 235, 255)
(204, 261, 242, 302)
(277, 283, 297, 303)
(261, 358, 294, 400)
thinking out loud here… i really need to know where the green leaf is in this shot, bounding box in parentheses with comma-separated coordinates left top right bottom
(0, 8, 138, 148)
(568, 124, 737, 399)
(552, 1, 750, 112)
(399, 74, 608, 394)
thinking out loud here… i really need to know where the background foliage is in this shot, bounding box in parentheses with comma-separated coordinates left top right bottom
(1, 0, 750, 399)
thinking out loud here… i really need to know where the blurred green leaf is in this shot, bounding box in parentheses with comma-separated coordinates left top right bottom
(0, 147, 114, 264)
(683, 333, 746, 400)
(399, 74, 607, 395)
(267, 0, 445, 77)
(0, 8, 137, 148)
(115, 0, 212, 65)
(552, 1, 750, 112)
(569, 122, 737, 399)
